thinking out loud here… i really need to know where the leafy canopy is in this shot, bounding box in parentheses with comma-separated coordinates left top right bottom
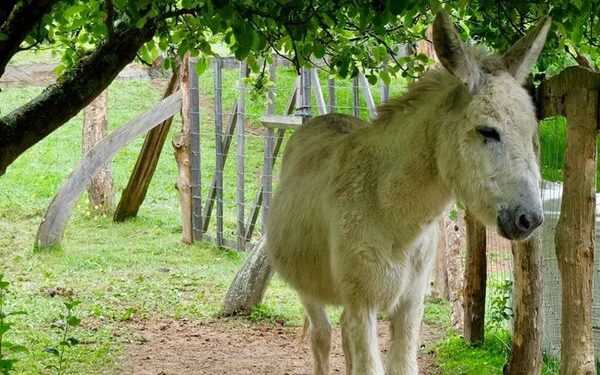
(13, 1, 600, 83)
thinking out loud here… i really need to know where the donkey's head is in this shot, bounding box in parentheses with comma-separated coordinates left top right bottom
(432, 12, 550, 241)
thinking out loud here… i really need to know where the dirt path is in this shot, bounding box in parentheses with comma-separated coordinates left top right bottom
(119, 318, 442, 374)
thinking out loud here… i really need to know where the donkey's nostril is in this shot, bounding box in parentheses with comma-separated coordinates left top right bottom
(517, 214, 531, 230)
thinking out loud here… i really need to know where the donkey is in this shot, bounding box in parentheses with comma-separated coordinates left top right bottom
(267, 11, 550, 375)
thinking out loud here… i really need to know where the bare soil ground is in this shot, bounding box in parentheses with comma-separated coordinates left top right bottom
(119, 318, 442, 375)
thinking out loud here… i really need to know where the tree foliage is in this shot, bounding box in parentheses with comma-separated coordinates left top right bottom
(0, 0, 598, 174)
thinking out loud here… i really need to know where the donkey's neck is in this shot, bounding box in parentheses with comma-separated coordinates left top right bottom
(361, 87, 456, 244)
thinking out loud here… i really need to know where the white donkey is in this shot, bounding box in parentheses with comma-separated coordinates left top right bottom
(267, 11, 550, 375)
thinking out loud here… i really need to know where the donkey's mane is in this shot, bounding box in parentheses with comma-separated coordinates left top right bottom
(373, 47, 505, 127)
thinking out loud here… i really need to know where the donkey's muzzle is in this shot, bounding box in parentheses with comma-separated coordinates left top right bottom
(497, 207, 544, 241)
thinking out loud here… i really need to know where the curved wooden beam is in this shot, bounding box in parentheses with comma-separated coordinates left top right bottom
(35, 90, 183, 249)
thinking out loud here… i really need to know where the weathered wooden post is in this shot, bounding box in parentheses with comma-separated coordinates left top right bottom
(173, 56, 193, 244)
(463, 209, 487, 345)
(114, 68, 180, 222)
(504, 126, 543, 375)
(82, 89, 114, 215)
(539, 66, 600, 375)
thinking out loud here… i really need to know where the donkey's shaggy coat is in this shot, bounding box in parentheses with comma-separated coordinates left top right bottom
(267, 12, 550, 375)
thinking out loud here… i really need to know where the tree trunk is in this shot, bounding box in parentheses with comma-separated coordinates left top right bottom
(430, 217, 449, 299)
(503, 233, 543, 375)
(221, 237, 273, 316)
(173, 56, 193, 244)
(82, 90, 113, 215)
(0, 21, 157, 175)
(444, 209, 464, 333)
(463, 209, 487, 345)
(114, 69, 180, 221)
(555, 87, 597, 375)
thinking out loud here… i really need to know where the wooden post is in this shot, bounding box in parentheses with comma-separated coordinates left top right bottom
(431, 217, 450, 299)
(82, 89, 114, 215)
(114, 69, 180, 222)
(174, 57, 193, 244)
(554, 74, 598, 375)
(538, 66, 600, 375)
(504, 117, 543, 375)
(463, 209, 487, 345)
(504, 235, 543, 375)
(445, 210, 464, 333)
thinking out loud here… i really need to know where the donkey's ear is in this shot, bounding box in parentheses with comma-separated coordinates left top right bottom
(502, 16, 551, 84)
(433, 11, 484, 94)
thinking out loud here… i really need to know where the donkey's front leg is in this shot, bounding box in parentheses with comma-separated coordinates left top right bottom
(385, 299, 425, 375)
(341, 306, 384, 375)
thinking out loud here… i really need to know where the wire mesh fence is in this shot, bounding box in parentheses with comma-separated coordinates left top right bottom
(192, 57, 387, 251)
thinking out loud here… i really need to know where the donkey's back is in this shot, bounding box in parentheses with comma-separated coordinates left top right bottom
(267, 113, 368, 304)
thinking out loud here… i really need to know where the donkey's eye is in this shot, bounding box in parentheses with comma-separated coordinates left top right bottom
(476, 127, 500, 143)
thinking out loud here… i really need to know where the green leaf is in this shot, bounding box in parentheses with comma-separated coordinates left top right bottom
(386, 0, 405, 15)
(0, 324, 11, 335)
(64, 299, 81, 310)
(42, 347, 60, 356)
(67, 316, 81, 327)
(135, 16, 147, 29)
(367, 74, 377, 85)
(313, 43, 326, 59)
(379, 69, 391, 85)
(0, 33, 8, 41)
(194, 57, 208, 76)
(7, 345, 28, 353)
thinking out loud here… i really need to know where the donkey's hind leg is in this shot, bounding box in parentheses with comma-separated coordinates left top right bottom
(340, 309, 353, 375)
(301, 298, 332, 375)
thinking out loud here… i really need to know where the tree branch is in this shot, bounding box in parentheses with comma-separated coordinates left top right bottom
(105, 0, 115, 41)
(0, 0, 18, 25)
(0, 0, 56, 77)
(0, 21, 157, 175)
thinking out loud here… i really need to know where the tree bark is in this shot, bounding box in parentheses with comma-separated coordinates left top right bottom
(463, 209, 487, 345)
(221, 237, 273, 316)
(82, 90, 114, 215)
(555, 86, 598, 375)
(114, 69, 180, 221)
(444, 209, 464, 333)
(0, 21, 156, 176)
(173, 56, 193, 244)
(430, 217, 450, 299)
(504, 233, 543, 375)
